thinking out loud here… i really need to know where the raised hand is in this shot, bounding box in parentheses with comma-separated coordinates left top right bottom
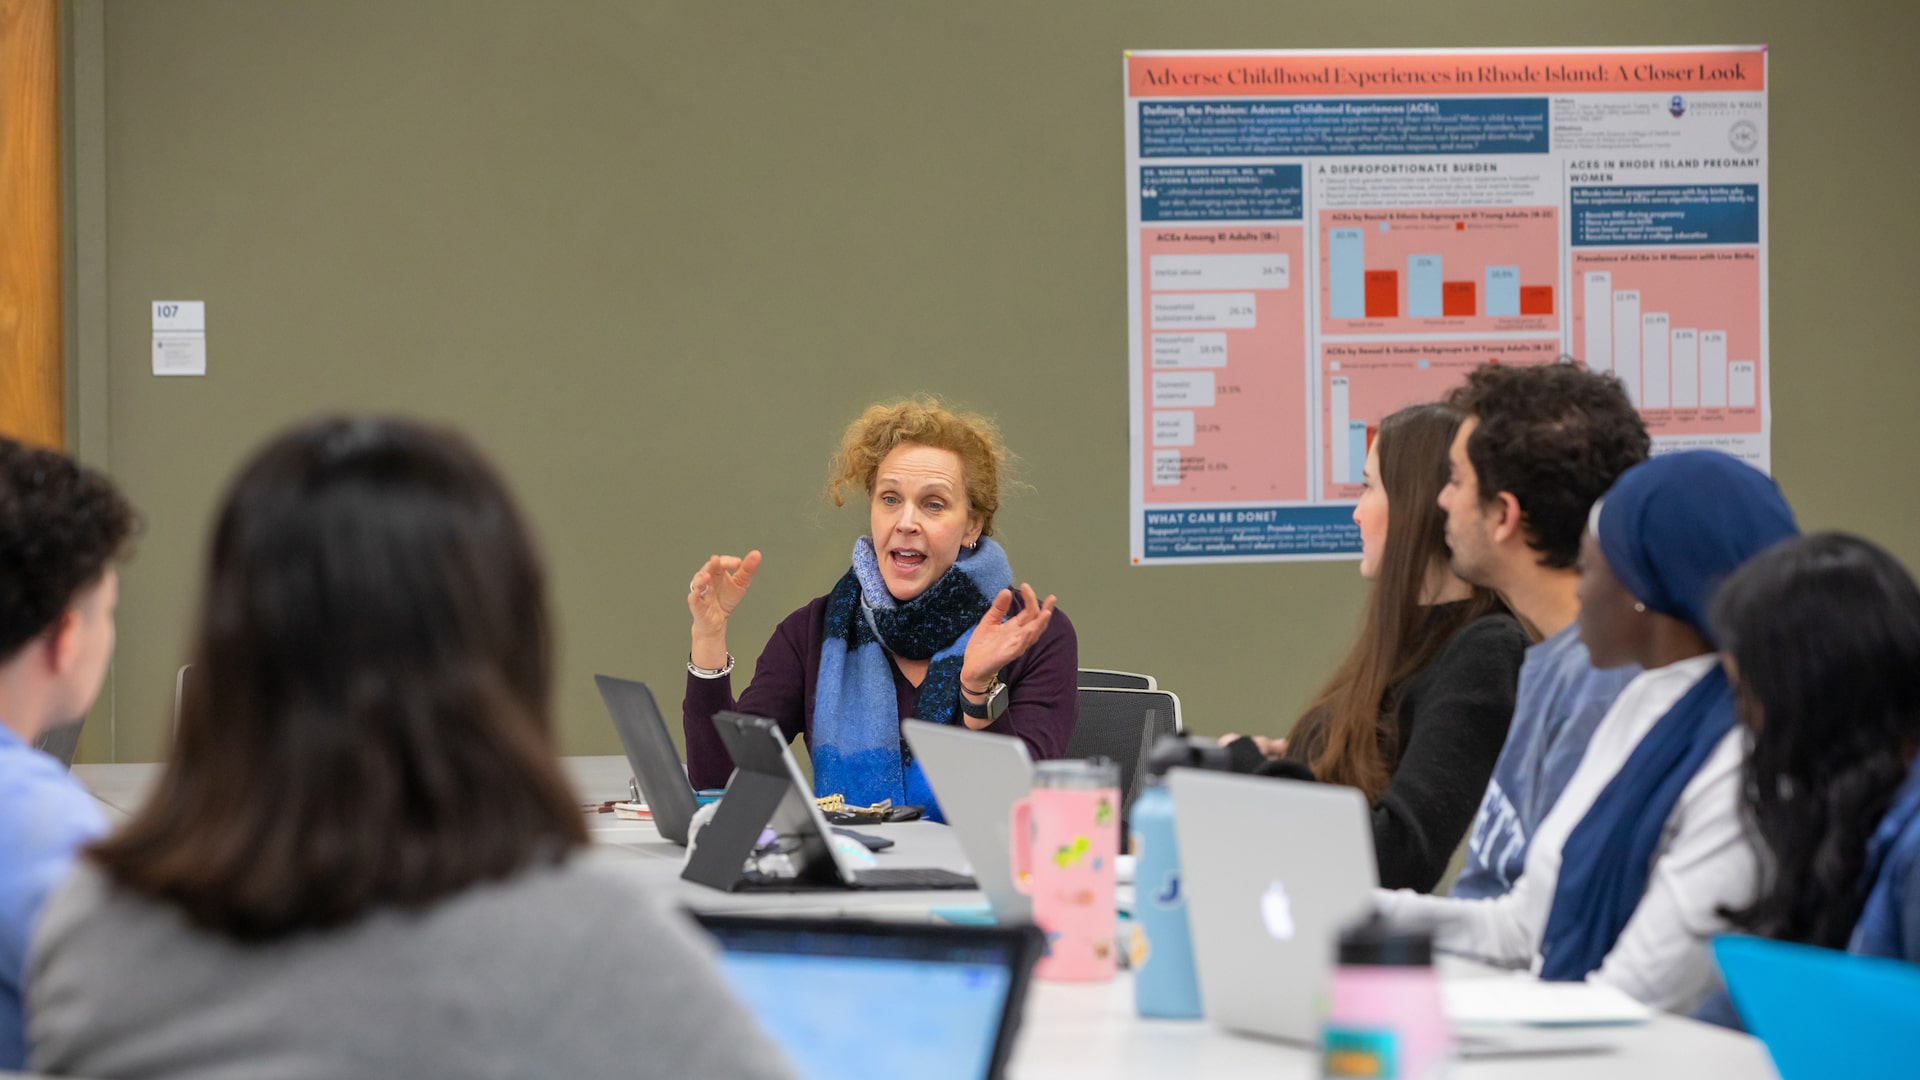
(959, 583, 1057, 695)
(688, 551, 762, 667)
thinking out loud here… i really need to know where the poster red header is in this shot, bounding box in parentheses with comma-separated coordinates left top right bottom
(1127, 50, 1766, 98)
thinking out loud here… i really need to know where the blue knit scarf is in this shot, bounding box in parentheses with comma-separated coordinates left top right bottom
(812, 536, 1012, 821)
(1539, 451, 1797, 981)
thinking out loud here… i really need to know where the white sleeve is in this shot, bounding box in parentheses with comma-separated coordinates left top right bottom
(1373, 871, 1541, 969)
(1589, 731, 1757, 1013)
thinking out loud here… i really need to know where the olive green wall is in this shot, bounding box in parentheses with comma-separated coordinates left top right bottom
(70, 0, 1920, 762)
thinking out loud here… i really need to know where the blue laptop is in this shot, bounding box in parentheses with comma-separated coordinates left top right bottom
(695, 915, 1042, 1080)
(1715, 935, 1920, 1079)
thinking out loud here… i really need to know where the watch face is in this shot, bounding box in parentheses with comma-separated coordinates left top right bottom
(987, 682, 1010, 720)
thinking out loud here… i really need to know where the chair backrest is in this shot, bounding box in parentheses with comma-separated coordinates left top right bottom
(1076, 668, 1157, 691)
(173, 663, 194, 739)
(1064, 688, 1183, 815)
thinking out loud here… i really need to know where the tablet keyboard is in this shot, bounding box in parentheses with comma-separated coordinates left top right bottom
(853, 867, 977, 891)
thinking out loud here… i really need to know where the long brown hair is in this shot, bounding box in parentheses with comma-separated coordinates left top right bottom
(90, 417, 587, 941)
(1289, 403, 1506, 799)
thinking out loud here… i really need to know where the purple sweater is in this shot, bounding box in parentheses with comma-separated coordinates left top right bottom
(683, 594, 1079, 790)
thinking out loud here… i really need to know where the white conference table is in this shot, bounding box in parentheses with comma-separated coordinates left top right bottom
(73, 756, 1777, 1079)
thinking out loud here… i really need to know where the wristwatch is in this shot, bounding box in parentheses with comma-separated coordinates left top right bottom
(960, 673, 1010, 721)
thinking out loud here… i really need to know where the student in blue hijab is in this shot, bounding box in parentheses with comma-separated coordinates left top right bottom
(1376, 450, 1797, 1012)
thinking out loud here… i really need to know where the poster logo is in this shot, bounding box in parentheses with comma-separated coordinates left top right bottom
(1669, 94, 1687, 118)
(1729, 119, 1759, 153)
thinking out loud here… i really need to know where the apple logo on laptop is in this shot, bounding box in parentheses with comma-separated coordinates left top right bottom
(1260, 880, 1296, 941)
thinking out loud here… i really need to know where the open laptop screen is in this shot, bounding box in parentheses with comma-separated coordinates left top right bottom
(695, 915, 1039, 1080)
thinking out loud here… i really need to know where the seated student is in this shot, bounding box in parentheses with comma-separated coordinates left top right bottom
(1224, 403, 1529, 893)
(27, 418, 792, 1079)
(0, 438, 132, 1072)
(1715, 533, 1920, 960)
(682, 397, 1076, 818)
(1376, 450, 1799, 1012)
(1441, 363, 1650, 899)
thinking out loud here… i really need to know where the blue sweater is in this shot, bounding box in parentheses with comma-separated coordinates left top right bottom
(0, 724, 106, 1070)
(1697, 759, 1920, 1030)
(1452, 626, 1638, 899)
(1850, 762, 1920, 962)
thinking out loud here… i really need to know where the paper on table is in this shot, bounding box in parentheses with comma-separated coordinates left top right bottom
(1443, 977, 1653, 1027)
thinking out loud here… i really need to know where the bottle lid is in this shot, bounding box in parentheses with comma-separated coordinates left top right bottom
(1338, 914, 1433, 967)
(1033, 758, 1120, 789)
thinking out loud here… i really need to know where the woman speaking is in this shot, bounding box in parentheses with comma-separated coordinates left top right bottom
(681, 398, 1078, 819)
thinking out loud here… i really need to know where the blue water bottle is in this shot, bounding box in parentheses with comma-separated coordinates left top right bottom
(1129, 773, 1203, 1018)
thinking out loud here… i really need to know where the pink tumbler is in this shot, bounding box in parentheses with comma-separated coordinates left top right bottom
(1008, 759, 1121, 981)
(1322, 917, 1450, 1078)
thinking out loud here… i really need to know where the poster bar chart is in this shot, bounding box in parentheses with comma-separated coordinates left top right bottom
(1701, 332, 1729, 407)
(1321, 213, 1557, 327)
(1326, 377, 1376, 485)
(1583, 272, 1612, 373)
(1364, 271, 1398, 318)
(1580, 271, 1755, 411)
(1610, 290, 1642, 404)
(1641, 312, 1670, 409)
(1409, 256, 1443, 317)
(1486, 266, 1520, 316)
(1672, 329, 1700, 408)
(1330, 229, 1365, 318)
(1443, 280, 1476, 317)
(1730, 361, 1757, 408)
(1330, 376, 1353, 482)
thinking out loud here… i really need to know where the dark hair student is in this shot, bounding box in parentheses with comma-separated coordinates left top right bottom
(1714, 533, 1920, 956)
(0, 436, 135, 1072)
(31, 417, 791, 1079)
(90, 418, 584, 935)
(1227, 403, 1527, 892)
(1446, 361, 1650, 570)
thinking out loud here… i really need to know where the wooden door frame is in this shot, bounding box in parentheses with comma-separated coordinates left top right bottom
(0, 0, 63, 448)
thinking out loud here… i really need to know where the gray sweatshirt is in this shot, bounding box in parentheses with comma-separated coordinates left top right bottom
(27, 852, 794, 1079)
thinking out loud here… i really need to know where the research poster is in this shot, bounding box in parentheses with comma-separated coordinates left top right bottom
(1125, 47, 1769, 564)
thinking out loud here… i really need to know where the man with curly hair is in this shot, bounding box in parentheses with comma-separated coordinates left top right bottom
(0, 437, 134, 1069)
(1438, 362, 1650, 900)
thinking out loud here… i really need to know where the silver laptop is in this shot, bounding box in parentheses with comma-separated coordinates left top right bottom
(1168, 768, 1377, 1045)
(903, 720, 1034, 922)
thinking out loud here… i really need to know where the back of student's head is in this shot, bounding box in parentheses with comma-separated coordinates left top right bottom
(1712, 533, 1920, 948)
(1448, 362, 1649, 569)
(0, 436, 135, 664)
(91, 416, 587, 941)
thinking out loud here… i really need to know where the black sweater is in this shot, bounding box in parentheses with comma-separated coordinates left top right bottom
(1236, 609, 1529, 893)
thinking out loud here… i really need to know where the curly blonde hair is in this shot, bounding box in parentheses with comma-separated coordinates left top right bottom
(826, 397, 1011, 537)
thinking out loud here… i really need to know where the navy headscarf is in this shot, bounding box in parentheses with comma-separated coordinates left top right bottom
(1539, 451, 1798, 982)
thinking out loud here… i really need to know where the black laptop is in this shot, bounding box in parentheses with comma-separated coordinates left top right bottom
(592, 675, 700, 845)
(679, 711, 975, 892)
